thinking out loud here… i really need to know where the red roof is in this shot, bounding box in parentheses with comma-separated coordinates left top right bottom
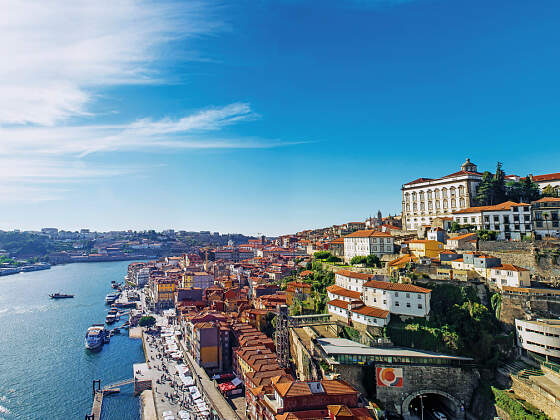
(344, 230, 392, 238)
(532, 172, 560, 182)
(327, 285, 362, 299)
(351, 305, 390, 319)
(454, 201, 529, 214)
(327, 299, 349, 310)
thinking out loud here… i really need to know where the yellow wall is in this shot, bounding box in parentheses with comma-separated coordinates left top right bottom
(409, 240, 444, 258)
(200, 346, 218, 364)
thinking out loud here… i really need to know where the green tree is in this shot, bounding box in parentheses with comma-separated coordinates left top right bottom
(350, 255, 368, 265)
(476, 162, 508, 206)
(476, 171, 495, 205)
(314, 251, 331, 260)
(139, 316, 156, 328)
(366, 254, 381, 268)
(449, 221, 461, 233)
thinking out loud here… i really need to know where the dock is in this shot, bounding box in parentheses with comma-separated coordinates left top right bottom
(87, 379, 133, 419)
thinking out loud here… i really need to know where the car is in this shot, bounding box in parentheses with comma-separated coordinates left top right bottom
(432, 410, 447, 420)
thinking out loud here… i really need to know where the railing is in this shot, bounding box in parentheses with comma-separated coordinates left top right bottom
(103, 378, 134, 390)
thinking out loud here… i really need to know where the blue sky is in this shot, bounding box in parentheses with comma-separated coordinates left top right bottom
(1, 0, 559, 235)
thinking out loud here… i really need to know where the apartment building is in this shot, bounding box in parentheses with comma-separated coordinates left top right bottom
(452, 201, 532, 240)
(516, 319, 560, 360)
(402, 159, 483, 230)
(361, 280, 431, 318)
(532, 197, 560, 239)
(343, 230, 394, 263)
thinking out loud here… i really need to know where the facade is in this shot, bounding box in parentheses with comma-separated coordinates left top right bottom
(181, 272, 214, 290)
(445, 233, 477, 250)
(532, 197, 560, 239)
(531, 172, 560, 193)
(452, 201, 532, 240)
(488, 264, 531, 289)
(362, 280, 431, 318)
(516, 319, 560, 360)
(406, 240, 444, 258)
(402, 159, 483, 230)
(153, 278, 177, 311)
(343, 230, 393, 263)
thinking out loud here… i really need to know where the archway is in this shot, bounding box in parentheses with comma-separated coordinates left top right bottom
(402, 389, 464, 420)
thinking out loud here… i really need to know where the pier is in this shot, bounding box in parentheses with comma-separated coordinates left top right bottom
(87, 378, 134, 419)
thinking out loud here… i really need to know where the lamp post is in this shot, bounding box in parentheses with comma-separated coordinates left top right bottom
(420, 394, 425, 420)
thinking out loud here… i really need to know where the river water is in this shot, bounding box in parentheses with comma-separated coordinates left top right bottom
(0, 261, 145, 420)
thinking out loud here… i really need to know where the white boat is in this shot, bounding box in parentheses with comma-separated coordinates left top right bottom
(85, 324, 106, 350)
(105, 292, 120, 304)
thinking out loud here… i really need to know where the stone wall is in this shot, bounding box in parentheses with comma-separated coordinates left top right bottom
(375, 364, 479, 417)
(511, 376, 560, 420)
(500, 293, 560, 328)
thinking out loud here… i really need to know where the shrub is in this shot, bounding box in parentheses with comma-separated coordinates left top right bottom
(139, 316, 156, 328)
(314, 251, 331, 260)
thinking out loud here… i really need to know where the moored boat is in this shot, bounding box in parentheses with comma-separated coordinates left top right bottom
(85, 324, 106, 350)
(105, 292, 120, 304)
(49, 293, 74, 299)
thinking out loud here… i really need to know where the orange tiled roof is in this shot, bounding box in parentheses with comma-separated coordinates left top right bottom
(491, 264, 529, 272)
(344, 230, 392, 238)
(534, 197, 560, 203)
(327, 299, 349, 310)
(454, 201, 529, 214)
(351, 305, 389, 319)
(335, 269, 374, 281)
(532, 172, 560, 182)
(326, 285, 361, 299)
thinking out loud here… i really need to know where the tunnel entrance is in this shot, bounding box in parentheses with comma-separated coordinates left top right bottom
(402, 390, 464, 420)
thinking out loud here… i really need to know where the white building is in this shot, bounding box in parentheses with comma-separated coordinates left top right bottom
(402, 159, 483, 230)
(488, 264, 530, 289)
(361, 280, 431, 318)
(532, 197, 560, 239)
(531, 172, 560, 193)
(452, 201, 532, 241)
(516, 319, 560, 360)
(327, 284, 362, 303)
(327, 299, 390, 328)
(333, 269, 382, 293)
(134, 267, 150, 287)
(343, 230, 393, 263)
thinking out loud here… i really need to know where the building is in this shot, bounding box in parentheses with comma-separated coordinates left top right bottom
(405, 240, 444, 258)
(343, 230, 394, 263)
(427, 227, 447, 243)
(285, 281, 312, 306)
(488, 264, 530, 289)
(362, 280, 431, 318)
(181, 272, 214, 290)
(402, 159, 483, 230)
(531, 173, 560, 193)
(153, 277, 177, 311)
(445, 233, 477, 251)
(516, 319, 560, 361)
(452, 201, 532, 240)
(532, 197, 560, 239)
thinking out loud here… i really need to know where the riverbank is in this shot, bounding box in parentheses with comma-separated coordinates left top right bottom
(0, 261, 145, 419)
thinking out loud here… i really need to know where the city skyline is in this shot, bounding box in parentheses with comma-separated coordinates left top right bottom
(2, 0, 560, 235)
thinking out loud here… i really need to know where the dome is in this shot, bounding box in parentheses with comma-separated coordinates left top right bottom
(461, 158, 477, 172)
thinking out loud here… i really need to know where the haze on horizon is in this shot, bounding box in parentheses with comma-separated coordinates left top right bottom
(2, 0, 559, 236)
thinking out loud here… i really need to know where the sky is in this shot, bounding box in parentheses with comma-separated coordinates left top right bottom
(1, 0, 560, 236)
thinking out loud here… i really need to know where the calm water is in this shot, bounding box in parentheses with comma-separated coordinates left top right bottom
(0, 261, 145, 420)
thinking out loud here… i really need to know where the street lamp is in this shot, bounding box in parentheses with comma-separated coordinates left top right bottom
(420, 395, 424, 420)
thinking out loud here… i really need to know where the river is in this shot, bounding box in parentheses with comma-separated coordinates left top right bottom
(0, 261, 145, 420)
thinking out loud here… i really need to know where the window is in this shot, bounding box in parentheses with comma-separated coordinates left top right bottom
(417, 294, 422, 299)
(406, 293, 410, 298)
(451, 199, 456, 208)
(418, 304, 423, 309)
(395, 292, 399, 297)
(383, 300, 387, 305)
(443, 201, 448, 209)
(406, 302, 411, 308)
(395, 301, 400, 306)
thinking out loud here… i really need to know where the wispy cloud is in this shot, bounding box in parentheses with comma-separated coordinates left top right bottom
(0, 0, 223, 126)
(0, 2, 304, 203)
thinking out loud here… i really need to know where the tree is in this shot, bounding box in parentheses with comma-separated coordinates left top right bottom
(139, 316, 156, 328)
(314, 251, 331, 260)
(326, 255, 341, 263)
(492, 162, 507, 204)
(366, 254, 381, 268)
(350, 255, 368, 265)
(449, 221, 461, 233)
(476, 171, 495, 205)
(506, 176, 541, 203)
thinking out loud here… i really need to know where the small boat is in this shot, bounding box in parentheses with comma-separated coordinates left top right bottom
(105, 292, 120, 304)
(106, 314, 118, 324)
(85, 324, 106, 350)
(50, 293, 74, 299)
(113, 327, 121, 334)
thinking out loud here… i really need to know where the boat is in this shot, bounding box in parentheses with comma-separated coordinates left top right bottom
(85, 324, 107, 350)
(111, 282, 122, 289)
(49, 293, 74, 299)
(106, 314, 117, 324)
(105, 292, 120, 304)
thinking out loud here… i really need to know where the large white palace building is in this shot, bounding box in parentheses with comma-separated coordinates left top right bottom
(402, 159, 483, 230)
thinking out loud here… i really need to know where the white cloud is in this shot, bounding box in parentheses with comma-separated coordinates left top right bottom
(0, 0, 222, 126)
